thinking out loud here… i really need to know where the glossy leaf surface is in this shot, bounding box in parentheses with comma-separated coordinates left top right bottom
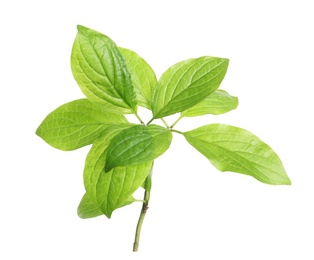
(105, 125, 172, 172)
(119, 47, 157, 109)
(182, 89, 238, 117)
(152, 56, 229, 118)
(84, 125, 152, 218)
(71, 25, 136, 113)
(184, 124, 291, 185)
(77, 193, 103, 219)
(36, 99, 127, 150)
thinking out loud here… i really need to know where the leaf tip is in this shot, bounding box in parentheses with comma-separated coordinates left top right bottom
(76, 25, 91, 36)
(223, 57, 230, 63)
(77, 211, 85, 219)
(104, 164, 113, 173)
(284, 176, 292, 185)
(264, 173, 291, 185)
(276, 170, 291, 185)
(105, 212, 112, 219)
(77, 24, 85, 31)
(235, 96, 239, 106)
(35, 125, 42, 137)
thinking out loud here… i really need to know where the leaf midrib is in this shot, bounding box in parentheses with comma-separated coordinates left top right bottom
(155, 61, 227, 117)
(77, 40, 121, 98)
(189, 136, 282, 182)
(78, 34, 132, 109)
(110, 133, 152, 159)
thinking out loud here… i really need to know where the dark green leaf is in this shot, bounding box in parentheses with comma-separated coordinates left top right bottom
(71, 25, 137, 114)
(105, 125, 172, 172)
(152, 56, 229, 118)
(184, 124, 291, 185)
(119, 47, 157, 109)
(36, 99, 128, 151)
(84, 125, 152, 218)
(181, 89, 238, 117)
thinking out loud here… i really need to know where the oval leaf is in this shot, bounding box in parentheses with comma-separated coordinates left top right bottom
(181, 89, 238, 117)
(119, 47, 157, 109)
(84, 125, 152, 218)
(77, 193, 104, 219)
(36, 99, 128, 151)
(77, 193, 134, 219)
(105, 125, 172, 172)
(152, 56, 229, 118)
(184, 124, 291, 185)
(71, 25, 137, 113)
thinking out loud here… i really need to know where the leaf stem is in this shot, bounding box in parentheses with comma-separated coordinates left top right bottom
(134, 111, 144, 125)
(170, 114, 184, 128)
(161, 118, 170, 128)
(146, 118, 154, 125)
(133, 163, 153, 252)
(134, 199, 145, 203)
(171, 129, 183, 135)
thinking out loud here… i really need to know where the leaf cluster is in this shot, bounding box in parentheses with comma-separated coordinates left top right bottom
(36, 25, 290, 220)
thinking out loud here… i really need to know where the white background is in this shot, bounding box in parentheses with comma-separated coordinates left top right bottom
(1, 0, 313, 259)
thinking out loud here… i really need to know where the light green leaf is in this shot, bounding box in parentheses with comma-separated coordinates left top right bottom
(184, 124, 291, 185)
(181, 89, 238, 117)
(36, 99, 128, 151)
(77, 193, 103, 219)
(84, 125, 153, 218)
(140, 162, 153, 192)
(78, 192, 134, 219)
(119, 47, 157, 109)
(105, 125, 172, 172)
(152, 56, 229, 118)
(71, 25, 137, 114)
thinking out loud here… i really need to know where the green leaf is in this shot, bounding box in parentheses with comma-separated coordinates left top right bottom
(78, 192, 134, 219)
(36, 99, 128, 151)
(181, 89, 238, 117)
(119, 47, 157, 109)
(152, 56, 229, 118)
(84, 125, 152, 218)
(105, 125, 172, 172)
(184, 124, 291, 185)
(71, 25, 137, 114)
(140, 162, 153, 192)
(77, 193, 103, 219)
